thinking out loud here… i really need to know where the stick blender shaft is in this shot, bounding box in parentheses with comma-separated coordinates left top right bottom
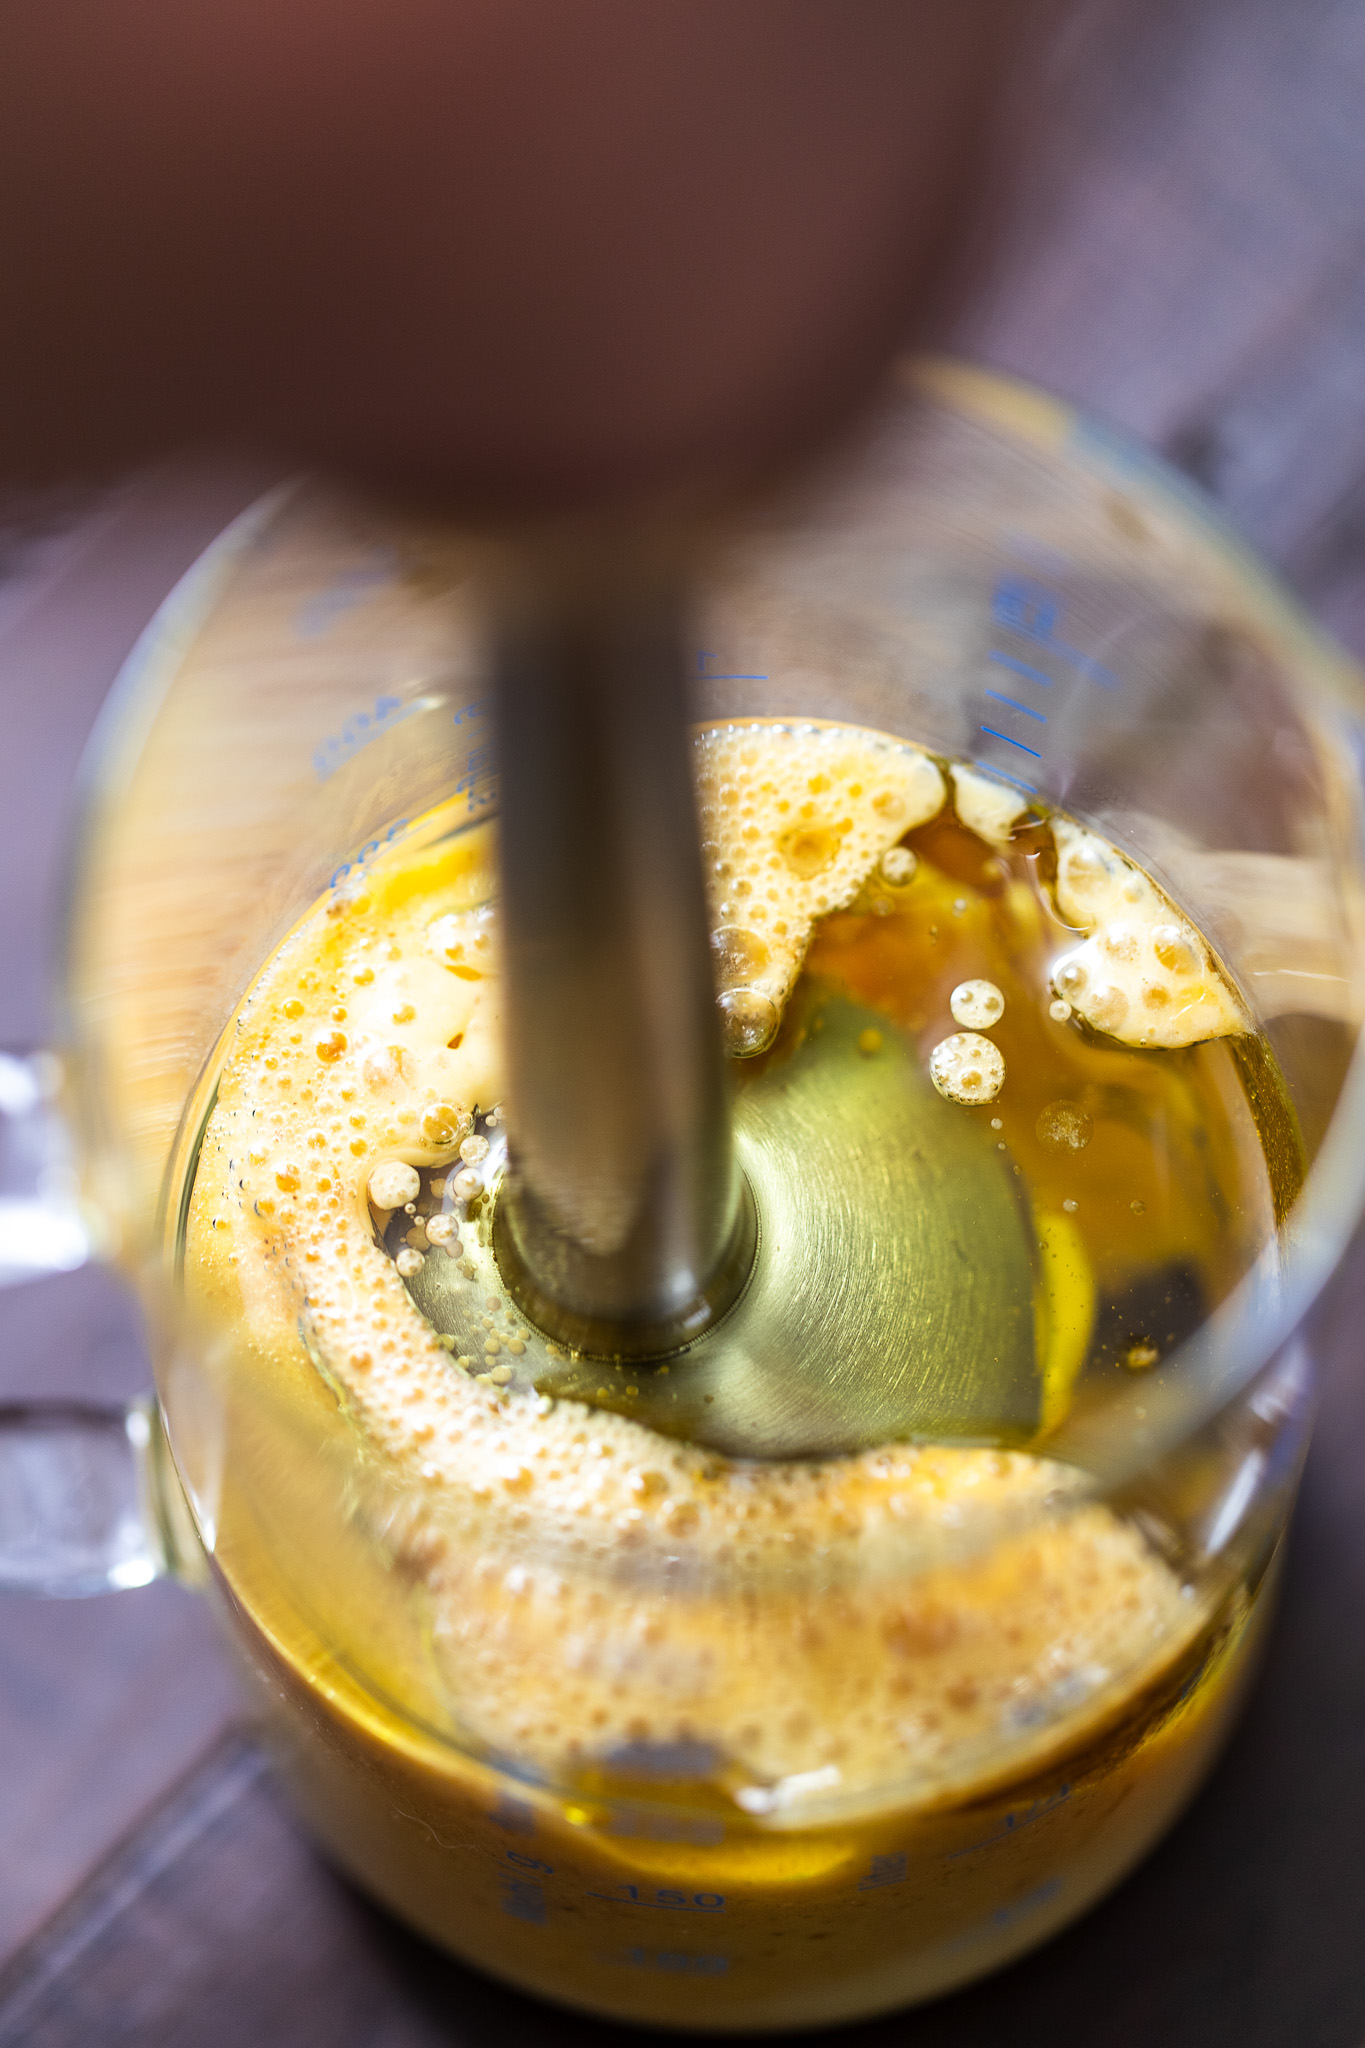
(492, 536, 756, 1358)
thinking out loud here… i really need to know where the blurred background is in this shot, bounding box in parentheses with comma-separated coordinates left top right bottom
(3, 1, 1365, 2041)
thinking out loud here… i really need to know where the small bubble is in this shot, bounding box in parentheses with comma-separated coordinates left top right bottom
(880, 845, 917, 885)
(950, 979, 1004, 1029)
(1036, 1102, 1094, 1153)
(1100, 925, 1139, 964)
(1062, 1198, 1078, 1214)
(451, 1167, 483, 1202)
(711, 925, 770, 988)
(460, 1134, 490, 1166)
(1153, 924, 1199, 976)
(395, 1247, 425, 1278)
(990, 1117, 1003, 1130)
(1130, 1198, 1146, 1214)
(858, 1028, 884, 1056)
(718, 987, 779, 1057)
(929, 1031, 1005, 1105)
(1121, 1338, 1160, 1372)
(1049, 998, 1072, 1023)
(778, 822, 841, 878)
(368, 1160, 421, 1210)
(1088, 985, 1130, 1034)
(1063, 844, 1108, 891)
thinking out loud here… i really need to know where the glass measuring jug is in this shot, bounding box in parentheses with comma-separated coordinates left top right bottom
(3, 359, 1363, 2028)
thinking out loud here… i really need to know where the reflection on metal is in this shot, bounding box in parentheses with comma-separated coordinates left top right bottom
(407, 993, 1039, 1459)
(0, 1051, 92, 1286)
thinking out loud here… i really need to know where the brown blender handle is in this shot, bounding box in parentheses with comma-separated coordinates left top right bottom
(0, 0, 1048, 1355)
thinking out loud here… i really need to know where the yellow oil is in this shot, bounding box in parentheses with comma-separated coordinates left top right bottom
(208, 1511, 1272, 2029)
(173, 739, 1297, 2027)
(795, 807, 1300, 1434)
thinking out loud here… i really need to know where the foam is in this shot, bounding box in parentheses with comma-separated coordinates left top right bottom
(185, 727, 1200, 1809)
(951, 765, 1031, 844)
(695, 724, 945, 1030)
(1049, 819, 1249, 1048)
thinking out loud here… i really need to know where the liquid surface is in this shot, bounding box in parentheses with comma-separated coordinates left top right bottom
(185, 722, 1285, 1814)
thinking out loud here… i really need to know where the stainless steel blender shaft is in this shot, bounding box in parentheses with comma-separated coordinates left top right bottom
(491, 538, 755, 1357)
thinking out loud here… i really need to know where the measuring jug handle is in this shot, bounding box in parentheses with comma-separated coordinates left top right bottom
(0, 1050, 203, 1596)
(0, 1050, 90, 1286)
(0, 1397, 203, 1596)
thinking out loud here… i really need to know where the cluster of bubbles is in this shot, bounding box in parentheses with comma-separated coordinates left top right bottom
(928, 978, 1008, 1107)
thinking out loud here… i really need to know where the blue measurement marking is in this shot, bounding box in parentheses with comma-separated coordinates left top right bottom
(501, 1878, 547, 1924)
(990, 575, 1118, 688)
(857, 1853, 907, 1891)
(589, 1886, 726, 1912)
(942, 1877, 1063, 1954)
(992, 575, 1060, 638)
(328, 817, 409, 890)
(618, 1949, 729, 1976)
(983, 688, 1047, 723)
(981, 726, 1042, 759)
(454, 738, 497, 812)
(989, 650, 1054, 689)
(947, 1786, 1072, 1860)
(697, 651, 768, 680)
(1057, 644, 1116, 687)
(980, 764, 1039, 794)
(294, 547, 398, 639)
(492, 1795, 536, 1836)
(313, 693, 418, 782)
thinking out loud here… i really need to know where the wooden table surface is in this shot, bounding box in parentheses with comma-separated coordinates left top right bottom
(3, 1, 1365, 2040)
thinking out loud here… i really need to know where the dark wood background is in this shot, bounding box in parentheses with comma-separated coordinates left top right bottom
(4, 0, 1365, 2040)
